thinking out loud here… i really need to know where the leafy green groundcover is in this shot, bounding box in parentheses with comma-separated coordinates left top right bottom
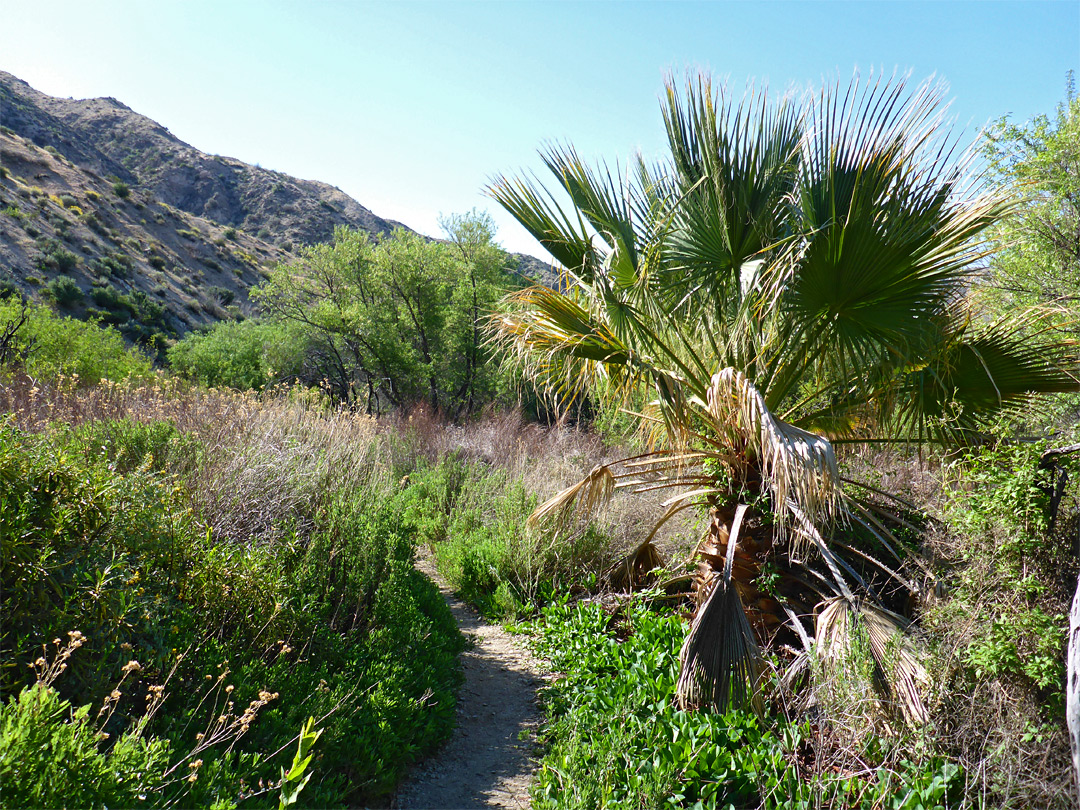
(529, 600, 963, 810)
(0, 418, 464, 807)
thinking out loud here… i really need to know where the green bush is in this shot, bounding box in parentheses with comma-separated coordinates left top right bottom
(168, 319, 306, 390)
(41, 276, 83, 308)
(89, 252, 134, 279)
(0, 684, 171, 809)
(530, 600, 964, 809)
(112, 181, 130, 199)
(927, 441, 1075, 713)
(35, 239, 80, 273)
(0, 416, 465, 806)
(400, 457, 610, 619)
(0, 298, 153, 384)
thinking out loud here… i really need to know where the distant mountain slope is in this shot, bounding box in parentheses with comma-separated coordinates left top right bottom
(0, 71, 405, 248)
(0, 72, 555, 348)
(0, 125, 286, 341)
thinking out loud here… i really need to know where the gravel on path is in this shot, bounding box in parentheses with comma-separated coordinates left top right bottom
(393, 556, 544, 810)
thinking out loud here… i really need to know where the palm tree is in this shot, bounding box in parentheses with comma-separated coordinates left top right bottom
(488, 74, 1078, 720)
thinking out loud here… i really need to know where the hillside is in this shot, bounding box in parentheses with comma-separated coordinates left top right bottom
(0, 71, 404, 247)
(0, 127, 283, 343)
(0, 72, 554, 349)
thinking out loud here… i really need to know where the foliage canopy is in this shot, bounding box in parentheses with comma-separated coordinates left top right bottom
(490, 72, 1079, 716)
(254, 213, 518, 416)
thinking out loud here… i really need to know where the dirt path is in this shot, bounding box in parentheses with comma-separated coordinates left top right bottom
(393, 556, 543, 809)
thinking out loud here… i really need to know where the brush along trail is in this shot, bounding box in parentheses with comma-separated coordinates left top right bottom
(394, 552, 544, 809)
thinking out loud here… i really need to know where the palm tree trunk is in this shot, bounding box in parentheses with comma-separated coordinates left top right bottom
(695, 504, 786, 644)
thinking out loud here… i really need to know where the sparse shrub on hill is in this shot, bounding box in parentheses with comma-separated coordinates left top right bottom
(34, 238, 79, 273)
(40, 275, 83, 308)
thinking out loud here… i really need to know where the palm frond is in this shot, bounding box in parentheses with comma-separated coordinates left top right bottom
(814, 597, 929, 727)
(529, 462, 616, 529)
(486, 167, 598, 276)
(892, 305, 1079, 442)
(676, 505, 764, 712)
(704, 368, 840, 528)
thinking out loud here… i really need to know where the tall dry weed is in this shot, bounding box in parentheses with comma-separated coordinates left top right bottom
(2, 372, 380, 545)
(387, 404, 701, 565)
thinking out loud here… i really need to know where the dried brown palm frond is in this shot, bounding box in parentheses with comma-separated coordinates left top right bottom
(704, 368, 840, 533)
(676, 505, 764, 712)
(606, 539, 665, 591)
(859, 601, 930, 726)
(528, 462, 616, 528)
(528, 448, 713, 533)
(814, 596, 930, 728)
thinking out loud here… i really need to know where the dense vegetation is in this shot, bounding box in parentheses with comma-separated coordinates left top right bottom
(172, 211, 525, 417)
(0, 376, 469, 807)
(1, 74, 1077, 810)
(478, 74, 1079, 808)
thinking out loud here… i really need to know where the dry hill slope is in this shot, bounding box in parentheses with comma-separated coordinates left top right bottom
(0, 72, 554, 349)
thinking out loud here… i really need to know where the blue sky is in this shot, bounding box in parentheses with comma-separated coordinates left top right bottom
(3, 1, 1077, 257)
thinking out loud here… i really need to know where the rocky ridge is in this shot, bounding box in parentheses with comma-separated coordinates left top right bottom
(0, 71, 553, 348)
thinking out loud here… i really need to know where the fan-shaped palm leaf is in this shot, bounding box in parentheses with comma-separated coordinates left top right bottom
(489, 70, 1078, 721)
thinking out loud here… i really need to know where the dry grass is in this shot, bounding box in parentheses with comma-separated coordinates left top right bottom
(839, 444, 1076, 809)
(2, 374, 694, 563)
(382, 404, 702, 565)
(1, 372, 379, 545)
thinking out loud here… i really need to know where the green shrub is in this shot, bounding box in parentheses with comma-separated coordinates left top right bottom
(0, 683, 171, 809)
(35, 239, 80, 273)
(41, 276, 83, 308)
(530, 600, 964, 809)
(89, 252, 134, 279)
(208, 285, 234, 305)
(403, 457, 610, 619)
(0, 298, 153, 383)
(112, 181, 130, 199)
(924, 440, 1076, 737)
(224, 226, 238, 240)
(0, 414, 465, 806)
(168, 319, 306, 390)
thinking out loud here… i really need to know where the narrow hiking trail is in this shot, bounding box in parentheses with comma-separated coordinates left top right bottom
(394, 555, 544, 809)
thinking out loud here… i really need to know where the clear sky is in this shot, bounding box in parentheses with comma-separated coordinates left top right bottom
(3, 1, 1077, 258)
